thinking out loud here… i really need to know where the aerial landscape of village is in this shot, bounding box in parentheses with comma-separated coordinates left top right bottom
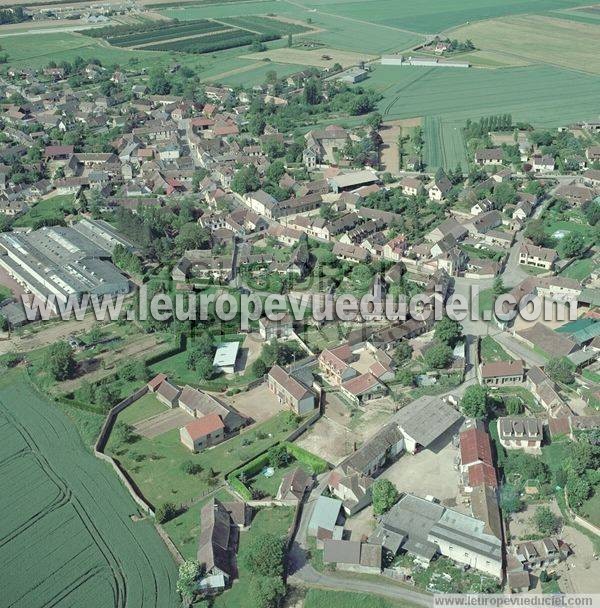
(1, 0, 600, 606)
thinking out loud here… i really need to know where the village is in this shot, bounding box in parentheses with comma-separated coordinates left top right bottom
(0, 50, 599, 608)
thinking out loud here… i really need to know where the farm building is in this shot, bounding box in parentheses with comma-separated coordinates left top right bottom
(212, 341, 240, 374)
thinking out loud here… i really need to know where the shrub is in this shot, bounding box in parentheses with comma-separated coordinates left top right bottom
(155, 501, 177, 524)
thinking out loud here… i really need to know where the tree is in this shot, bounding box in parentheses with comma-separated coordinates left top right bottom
(499, 483, 522, 514)
(461, 385, 490, 420)
(393, 341, 413, 366)
(396, 369, 414, 387)
(559, 232, 586, 259)
(566, 475, 591, 509)
(372, 479, 399, 515)
(268, 445, 290, 468)
(180, 460, 203, 475)
(155, 502, 177, 524)
(252, 358, 267, 378)
(423, 341, 453, 370)
(492, 276, 505, 297)
(367, 112, 383, 131)
(175, 223, 210, 252)
(231, 165, 261, 194)
(176, 560, 201, 603)
(250, 575, 286, 608)
(196, 358, 214, 382)
(266, 159, 285, 183)
(44, 341, 76, 380)
(524, 219, 548, 247)
(242, 533, 285, 577)
(303, 78, 321, 105)
(534, 506, 560, 535)
(434, 316, 463, 348)
(546, 357, 575, 385)
(506, 396, 523, 416)
(113, 421, 138, 445)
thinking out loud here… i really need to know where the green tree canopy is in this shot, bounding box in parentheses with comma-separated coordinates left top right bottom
(372, 479, 399, 515)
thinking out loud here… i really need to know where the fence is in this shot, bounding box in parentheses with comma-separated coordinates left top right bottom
(93, 385, 155, 516)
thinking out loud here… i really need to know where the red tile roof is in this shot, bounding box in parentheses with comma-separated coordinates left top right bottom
(468, 462, 498, 488)
(481, 359, 524, 379)
(460, 427, 494, 467)
(147, 373, 167, 391)
(184, 413, 224, 441)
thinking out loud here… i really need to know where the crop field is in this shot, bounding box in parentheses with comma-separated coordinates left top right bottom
(423, 116, 468, 170)
(217, 16, 311, 35)
(369, 64, 600, 127)
(141, 29, 276, 53)
(104, 19, 225, 47)
(241, 46, 377, 69)
(448, 15, 600, 74)
(0, 370, 178, 608)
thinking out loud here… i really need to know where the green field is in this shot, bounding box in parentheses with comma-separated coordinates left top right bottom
(560, 258, 594, 281)
(423, 116, 468, 169)
(0, 370, 178, 608)
(304, 589, 413, 608)
(118, 393, 168, 426)
(480, 336, 512, 363)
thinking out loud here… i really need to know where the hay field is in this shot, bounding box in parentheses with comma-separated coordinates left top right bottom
(0, 370, 178, 608)
(449, 15, 600, 74)
(423, 116, 468, 170)
(240, 47, 377, 69)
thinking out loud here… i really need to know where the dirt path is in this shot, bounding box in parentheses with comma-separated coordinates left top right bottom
(379, 118, 421, 173)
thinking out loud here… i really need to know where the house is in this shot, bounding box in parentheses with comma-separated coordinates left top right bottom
(392, 395, 463, 454)
(497, 417, 544, 454)
(259, 314, 294, 341)
(514, 537, 563, 571)
(518, 243, 557, 270)
(369, 493, 502, 578)
(425, 218, 468, 243)
(507, 568, 531, 594)
(180, 413, 225, 452)
(480, 360, 525, 386)
(382, 234, 408, 261)
(332, 242, 370, 263)
(474, 148, 503, 166)
(531, 154, 555, 173)
(585, 146, 600, 163)
(308, 495, 344, 539)
(527, 366, 565, 413)
(464, 210, 502, 235)
(156, 379, 182, 408)
(318, 344, 358, 386)
(323, 540, 382, 574)
(459, 422, 498, 492)
(400, 177, 423, 197)
(178, 385, 246, 432)
(555, 184, 594, 206)
(470, 198, 494, 216)
(267, 365, 316, 415)
(197, 498, 238, 586)
(428, 175, 453, 201)
(340, 422, 405, 478)
(340, 373, 387, 405)
(327, 469, 373, 515)
(276, 467, 313, 504)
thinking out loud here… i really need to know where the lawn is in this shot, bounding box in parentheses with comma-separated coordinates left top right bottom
(581, 489, 600, 528)
(560, 257, 594, 281)
(493, 386, 545, 414)
(13, 194, 76, 228)
(0, 370, 178, 608)
(213, 506, 295, 608)
(106, 410, 300, 506)
(118, 392, 169, 426)
(0, 284, 12, 300)
(480, 336, 512, 363)
(304, 589, 412, 608)
(477, 287, 494, 316)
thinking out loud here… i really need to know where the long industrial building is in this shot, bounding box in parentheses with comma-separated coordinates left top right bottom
(0, 219, 133, 311)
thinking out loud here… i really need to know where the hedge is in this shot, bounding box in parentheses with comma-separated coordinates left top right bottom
(229, 476, 252, 501)
(283, 442, 329, 475)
